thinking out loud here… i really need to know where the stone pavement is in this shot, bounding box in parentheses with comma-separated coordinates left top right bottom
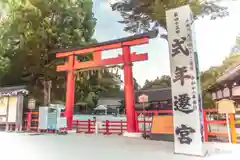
(0, 132, 239, 160)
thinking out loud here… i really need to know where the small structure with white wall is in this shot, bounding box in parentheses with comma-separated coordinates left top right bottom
(0, 85, 28, 131)
(93, 105, 108, 115)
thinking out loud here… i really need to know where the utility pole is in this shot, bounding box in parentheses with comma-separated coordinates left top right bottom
(43, 80, 52, 105)
(48, 80, 52, 105)
(43, 80, 48, 105)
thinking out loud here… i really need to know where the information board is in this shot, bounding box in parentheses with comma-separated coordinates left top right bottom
(151, 115, 173, 134)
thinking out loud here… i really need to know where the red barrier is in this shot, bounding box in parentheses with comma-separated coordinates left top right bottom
(203, 109, 229, 142)
(23, 109, 237, 142)
(73, 120, 95, 134)
(105, 120, 127, 135)
(73, 119, 151, 135)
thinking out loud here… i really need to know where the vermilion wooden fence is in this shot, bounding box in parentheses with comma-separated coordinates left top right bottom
(22, 109, 239, 143)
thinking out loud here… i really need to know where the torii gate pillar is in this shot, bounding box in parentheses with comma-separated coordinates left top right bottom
(123, 46, 137, 132)
(65, 55, 75, 130)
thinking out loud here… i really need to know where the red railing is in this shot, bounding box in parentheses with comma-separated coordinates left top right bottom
(22, 109, 238, 143)
(203, 109, 237, 143)
(73, 119, 152, 135)
(73, 120, 95, 134)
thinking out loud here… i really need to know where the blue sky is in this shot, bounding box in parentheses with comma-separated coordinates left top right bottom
(92, 0, 240, 86)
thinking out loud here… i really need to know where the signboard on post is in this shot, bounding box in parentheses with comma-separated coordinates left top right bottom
(138, 94, 148, 138)
(138, 94, 148, 104)
(151, 116, 174, 134)
(217, 99, 235, 114)
(166, 5, 206, 156)
(216, 99, 235, 143)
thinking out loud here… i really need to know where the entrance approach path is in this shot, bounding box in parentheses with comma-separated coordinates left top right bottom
(0, 132, 239, 160)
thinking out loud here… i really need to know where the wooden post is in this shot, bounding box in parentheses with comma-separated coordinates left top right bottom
(5, 96, 10, 132)
(229, 113, 237, 144)
(105, 120, 109, 135)
(203, 110, 209, 142)
(120, 120, 123, 135)
(87, 119, 91, 134)
(27, 112, 32, 131)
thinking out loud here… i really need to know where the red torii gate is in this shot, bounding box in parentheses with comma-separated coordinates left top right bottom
(53, 31, 157, 132)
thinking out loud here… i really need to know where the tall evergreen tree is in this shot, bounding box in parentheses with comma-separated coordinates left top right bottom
(0, 0, 121, 106)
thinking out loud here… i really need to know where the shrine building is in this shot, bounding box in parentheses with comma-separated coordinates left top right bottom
(208, 63, 240, 106)
(207, 62, 240, 129)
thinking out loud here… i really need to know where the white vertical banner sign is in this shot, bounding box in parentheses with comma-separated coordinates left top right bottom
(166, 5, 206, 156)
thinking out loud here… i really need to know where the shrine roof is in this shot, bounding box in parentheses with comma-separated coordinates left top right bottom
(0, 85, 28, 96)
(135, 87, 171, 102)
(207, 62, 240, 91)
(99, 87, 172, 102)
(51, 30, 158, 54)
(216, 62, 240, 84)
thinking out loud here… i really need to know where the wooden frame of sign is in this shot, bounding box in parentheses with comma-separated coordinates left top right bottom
(216, 99, 235, 114)
(216, 99, 235, 143)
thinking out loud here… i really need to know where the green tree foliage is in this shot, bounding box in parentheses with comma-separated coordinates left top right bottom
(118, 99, 125, 114)
(142, 75, 171, 89)
(133, 77, 140, 91)
(112, 77, 139, 113)
(0, 0, 121, 107)
(111, 0, 229, 38)
(200, 67, 222, 109)
(75, 68, 121, 108)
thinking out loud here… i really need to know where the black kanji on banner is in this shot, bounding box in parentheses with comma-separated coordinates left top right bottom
(175, 124, 196, 145)
(173, 66, 191, 86)
(174, 93, 194, 114)
(172, 37, 189, 57)
(174, 12, 180, 34)
(200, 123, 204, 142)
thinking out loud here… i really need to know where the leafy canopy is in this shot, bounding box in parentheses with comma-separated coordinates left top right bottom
(142, 75, 171, 89)
(0, 0, 121, 107)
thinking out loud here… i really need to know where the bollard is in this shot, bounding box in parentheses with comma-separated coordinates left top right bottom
(76, 120, 79, 133)
(87, 119, 91, 134)
(27, 112, 32, 131)
(120, 120, 123, 135)
(105, 120, 109, 135)
(95, 120, 98, 135)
